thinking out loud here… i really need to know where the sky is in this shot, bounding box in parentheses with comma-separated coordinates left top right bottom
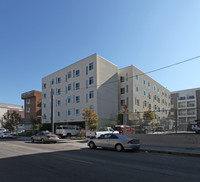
(0, 0, 200, 106)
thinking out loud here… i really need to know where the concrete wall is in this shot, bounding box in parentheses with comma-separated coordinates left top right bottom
(126, 133, 200, 148)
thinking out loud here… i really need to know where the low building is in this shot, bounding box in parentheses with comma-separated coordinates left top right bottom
(0, 103, 24, 127)
(21, 90, 42, 130)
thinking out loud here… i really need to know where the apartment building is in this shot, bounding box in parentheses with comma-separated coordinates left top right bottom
(42, 54, 118, 127)
(21, 90, 42, 126)
(171, 88, 200, 123)
(118, 66, 171, 122)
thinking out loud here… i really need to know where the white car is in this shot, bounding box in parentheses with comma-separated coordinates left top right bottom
(0, 131, 15, 138)
(87, 133, 140, 152)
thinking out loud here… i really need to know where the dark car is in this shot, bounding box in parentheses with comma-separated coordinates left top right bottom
(31, 131, 60, 143)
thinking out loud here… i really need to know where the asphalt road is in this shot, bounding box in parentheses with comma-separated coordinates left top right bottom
(0, 139, 200, 182)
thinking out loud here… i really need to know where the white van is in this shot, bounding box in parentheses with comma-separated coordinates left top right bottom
(56, 125, 81, 138)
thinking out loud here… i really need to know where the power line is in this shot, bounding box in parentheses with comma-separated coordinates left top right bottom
(45, 55, 200, 93)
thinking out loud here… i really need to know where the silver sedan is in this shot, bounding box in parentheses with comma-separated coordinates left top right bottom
(87, 133, 140, 152)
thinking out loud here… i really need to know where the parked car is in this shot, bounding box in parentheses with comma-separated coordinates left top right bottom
(114, 125, 135, 134)
(87, 133, 140, 152)
(0, 131, 15, 138)
(86, 127, 119, 138)
(56, 125, 81, 138)
(156, 125, 165, 132)
(31, 131, 60, 143)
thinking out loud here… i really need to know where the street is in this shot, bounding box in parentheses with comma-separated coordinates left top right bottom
(0, 139, 200, 182)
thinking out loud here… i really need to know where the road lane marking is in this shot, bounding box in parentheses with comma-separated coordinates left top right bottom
(52, 155, 93, 165)
(5, 144, 17, 149)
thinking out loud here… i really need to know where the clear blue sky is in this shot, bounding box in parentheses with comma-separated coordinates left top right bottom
(1, 0, 200, 106)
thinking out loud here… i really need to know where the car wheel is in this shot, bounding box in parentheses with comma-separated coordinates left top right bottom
(115, 144, 123, 152)
(41, 138, 45, 144)
(66, 134, 71, 138)
(89, 142, 96, 149)
(31, 138, 34, 143)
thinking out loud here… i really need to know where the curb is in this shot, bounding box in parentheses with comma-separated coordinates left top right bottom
(140, 148, 200, 157)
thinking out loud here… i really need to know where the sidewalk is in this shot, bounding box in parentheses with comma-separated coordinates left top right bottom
(140, 145, 200, 157)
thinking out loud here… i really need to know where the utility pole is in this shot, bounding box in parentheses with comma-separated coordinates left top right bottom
(51, 88, 54, 133)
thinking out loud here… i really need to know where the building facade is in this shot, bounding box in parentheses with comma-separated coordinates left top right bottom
(0, 103, 24, 127)
(171, 88, 200, 124)
(118, 65, 171, 123)
(42, 54, 118, 127)
(21, 90, 42, 124)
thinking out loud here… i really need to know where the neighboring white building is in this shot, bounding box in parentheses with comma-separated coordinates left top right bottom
(118, 66, 171, 122)
(171, 88, 200, 123)
(42, 54, 119, 127)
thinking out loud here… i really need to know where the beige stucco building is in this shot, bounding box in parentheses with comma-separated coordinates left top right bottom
(42, 54, 118, 127)
(118, 65, 171, 123)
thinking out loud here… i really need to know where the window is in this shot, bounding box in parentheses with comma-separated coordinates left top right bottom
(26, 99, 30, 104)
(26, 107, 30, 113)
(89, 91, 94, 99)
(65, 86, 68, 94)
(68, 71, 71, 79)
(58, 77, 61, 83)
(126, 97, 129, 105)
(154, 85, 157, 91)
(148, 82, 151, 88)
(73, 82, 75, 90)
(76, 83, 80, 90)
(120, 76, 125, 82)
(126, 85, 128, 93)
(68, 83, 71, 91)
(157, 88, 160, 94)
(143, 90, 146, 96)
(43, 114, 46, 119)
(86, 93, 88, 103)
(65, 99, 68, 106)
(57, 100, 61, 106)
(149, 104, 151, 109)
(135, 73, 139, 81)
(57, 112, 60, 117)
(86, 80, 88, 89)
(89, 76, 94, 85)
(148, 93, 151, 99)
(121, 88, 125, 94)
(135, 86, 139, 94)
(143, 79, 146, 85)
(73, 95, 75, 103)
(43, 83, 46, 89)
(43, 103, 46, 108)
(68, 96, 71, 103)
(68, 109, 71, 116)
(121, 100, 125, 106)
(76, 70, 80, 77)
(43, 94, 46, 99)
(126, 73, 128, 81)
(76, 96, 80, 103)
(57, 89, 61, 95)
(76, 109, 80, 116)
(89, 62, 94, 70)
(86, 66, 88, 75)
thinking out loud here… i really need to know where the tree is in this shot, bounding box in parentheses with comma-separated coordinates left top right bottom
(82, 108, 98, 131)
(30, 116, 41, 134)
(143, 110, 155, 124)
(3, 111, 22, 132)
